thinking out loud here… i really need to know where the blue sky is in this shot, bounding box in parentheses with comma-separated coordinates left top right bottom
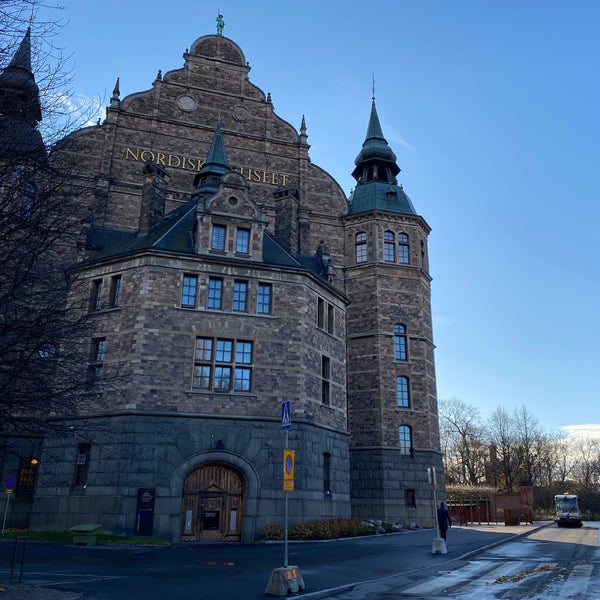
(33, 1, 599, 436)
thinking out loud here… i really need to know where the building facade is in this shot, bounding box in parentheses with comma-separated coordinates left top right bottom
(1, 23, 444, 542)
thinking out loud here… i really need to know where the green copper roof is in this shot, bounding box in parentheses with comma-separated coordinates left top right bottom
(199, 121, 229, 176)
(347, 100, 415, 216)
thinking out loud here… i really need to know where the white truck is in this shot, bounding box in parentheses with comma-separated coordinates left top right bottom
(554, 493, 583, 527)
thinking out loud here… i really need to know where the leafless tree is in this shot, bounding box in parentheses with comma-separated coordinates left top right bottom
(0, 1, 106, 436)
(440, 398, 489, 486)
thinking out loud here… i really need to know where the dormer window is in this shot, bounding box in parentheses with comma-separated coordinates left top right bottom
(211, 224, 226, 251)
(235, 228, 250, 254)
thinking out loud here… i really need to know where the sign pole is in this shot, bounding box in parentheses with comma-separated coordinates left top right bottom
(2, 491, 11, 534)
(284, 428, 289, 568)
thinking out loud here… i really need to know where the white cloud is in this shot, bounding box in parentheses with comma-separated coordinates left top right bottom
(561, 424, 600, 438)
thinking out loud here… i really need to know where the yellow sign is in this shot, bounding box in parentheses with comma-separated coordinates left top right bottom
(283, 448, 295, 491)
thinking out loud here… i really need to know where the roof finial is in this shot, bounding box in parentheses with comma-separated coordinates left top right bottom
(372, 74, 375, 102)
(216, 12, 225, 35)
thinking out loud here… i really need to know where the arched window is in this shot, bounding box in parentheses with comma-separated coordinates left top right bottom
(355, 232, 367, 263)
(399, 425, 412, 455)
(383, 230, 395, 262)
(394, 324, 408, 361)
(396, 376, 410, 407)
(398, 233, 410, 264)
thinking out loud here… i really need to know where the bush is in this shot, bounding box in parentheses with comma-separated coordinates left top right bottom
(259, 518, 372, 541)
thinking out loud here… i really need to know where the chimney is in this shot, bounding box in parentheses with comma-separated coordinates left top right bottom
(139, 161, 169, 234)
(273, 184, 300, 253)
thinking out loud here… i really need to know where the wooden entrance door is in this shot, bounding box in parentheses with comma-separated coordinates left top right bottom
(180, 463, 244, 541)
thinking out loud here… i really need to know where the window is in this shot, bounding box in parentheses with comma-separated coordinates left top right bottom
(404, 488, 416, 507)
(181, 274, 198, 308)
(21, 182, 36, 218)
(233, 280, 248, 311)
(235, 228, 250, 254)
(207, 277, 223, 309)
(398, 233, 410, 264)
(396, 376, 410, 408)
(73, 443, 91, 487)
(394, 324, 408, 361)
(90, 279, 102, 311)
(384, 231, 395, 262)
(16, 458, 38, 497)
(257, 283, 272, 314)
(318, 298, 334, 334)
(88, 337, 106, 381)
(211, 224, 226, 251)
(321, 355, 331, 405)
(355, 232, 367, 263)
(192, 337, 253, 392)
(323, 452, 332, 495)
(109, 275, 122, 307)
(399, 425, 412, 455)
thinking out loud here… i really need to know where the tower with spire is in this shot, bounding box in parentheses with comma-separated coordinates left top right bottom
(0, 27, 46, 163)
(343, 98, 442, 521)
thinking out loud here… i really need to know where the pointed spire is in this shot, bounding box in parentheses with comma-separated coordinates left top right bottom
(299, 114, 308, 145)
(110, 77, 120, 108)
(192, 121, 231, 197)
(202, 119, 229, 174)
(9, 26, 33, 72)
(352, 99, 398, 181)
(0, 27, 45, 162)
(347, 98, 415, 216)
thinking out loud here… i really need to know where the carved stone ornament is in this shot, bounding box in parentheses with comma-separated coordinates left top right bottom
(232, 105, 251, 122)
(177, 95, 197, 112)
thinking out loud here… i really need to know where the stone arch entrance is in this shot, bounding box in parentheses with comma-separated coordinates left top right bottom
(180, 462, 244, 541)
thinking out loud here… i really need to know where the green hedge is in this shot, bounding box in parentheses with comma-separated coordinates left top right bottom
(260, 518, 373, 541)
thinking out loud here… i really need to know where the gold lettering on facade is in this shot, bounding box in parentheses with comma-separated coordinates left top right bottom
(125, 147, 290, 186)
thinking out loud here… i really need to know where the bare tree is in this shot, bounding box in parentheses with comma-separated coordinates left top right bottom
(0, 1, 105, 435)
(570, 437, 600, 490)
(439, 398, 489, 486)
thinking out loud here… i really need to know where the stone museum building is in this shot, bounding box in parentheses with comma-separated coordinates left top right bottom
(0, 20, 444, 542)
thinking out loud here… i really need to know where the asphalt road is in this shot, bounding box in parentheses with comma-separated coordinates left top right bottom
(0, 523, 545, 600)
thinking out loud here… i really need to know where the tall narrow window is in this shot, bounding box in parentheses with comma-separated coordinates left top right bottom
(233, 280, 248, 311)
(327, 304, 334, 334)
(73, 443, 91, 487)
(90, 279, 102, 311)
(88, 337, 106, 381)
(399, 425, 412, 456)
(21, 182, 36, 218)
(207, 277, 223, 309)
(181, 274, 198, 308)
(257, 283, 272, 314)
(235, 228, 250, 254)
(321, 355, 331, 405)
(211, 224, 226, 251)
(109, 275, 122, 307)
(396, 376, 410, 407)
(394, 324, 408, 361)
(323, 452, 332, 495)
(355, 232, 367, 263)
(317, 298, 325, 329)
(384, 231, 395, 262)
(16, 458, 38, 496)
(398, 233, 410, 264)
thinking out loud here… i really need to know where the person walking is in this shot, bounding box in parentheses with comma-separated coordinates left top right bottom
(437, 501, 452, 541)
